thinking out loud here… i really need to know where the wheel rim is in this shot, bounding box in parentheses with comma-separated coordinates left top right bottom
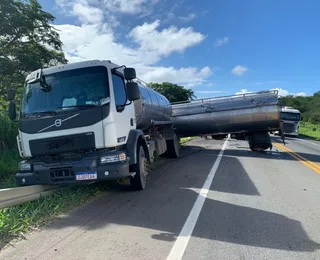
(139, 147, 148, 188)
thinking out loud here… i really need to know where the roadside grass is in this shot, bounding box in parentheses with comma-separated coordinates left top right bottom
(0, 114, 20, 189)
(180, 136, 197, 145)
(300, 122, 320, 140)
(0, 114, 18, 150)
(0, 150, 20, 189)
(0, 183, 108, 245)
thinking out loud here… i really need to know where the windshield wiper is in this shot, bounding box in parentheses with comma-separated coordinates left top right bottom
(56, 104, 98, 110)
(24, 110, 56, 118)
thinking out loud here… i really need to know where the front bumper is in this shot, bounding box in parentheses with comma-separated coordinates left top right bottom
(16, 151, 130, 186)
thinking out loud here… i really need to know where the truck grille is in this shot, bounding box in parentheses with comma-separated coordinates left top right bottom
(283, 122, 295, 133)
(29, 132, 95, 157)
(50, 167, 75, 183)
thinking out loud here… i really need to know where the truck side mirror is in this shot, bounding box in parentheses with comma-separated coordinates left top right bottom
(124, 68, 136, 80)
(7, 88, 16, 101)
(8, 101, 17, 121)
(126, 82, 140, 101)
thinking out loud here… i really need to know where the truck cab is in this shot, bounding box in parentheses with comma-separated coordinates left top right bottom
(7, 60, 179, 190)
(279, 106, 301, 136)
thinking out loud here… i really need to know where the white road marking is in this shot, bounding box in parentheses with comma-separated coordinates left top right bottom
(166, 137, 229, 260)
(295, 138, 320, 147)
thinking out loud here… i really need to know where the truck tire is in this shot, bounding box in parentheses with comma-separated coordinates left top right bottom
(248, 132, 272, 151)
(211, 134, 227, 140)
(130, 143, 149, 190)
(166, 132, 180, 158)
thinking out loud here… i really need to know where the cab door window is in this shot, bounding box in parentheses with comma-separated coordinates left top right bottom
(112, 74, 127, 112)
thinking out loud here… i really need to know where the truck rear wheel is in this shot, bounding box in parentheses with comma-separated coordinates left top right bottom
(130, 144, 149, 190)
(166, 132, 180, 158)
(248, 132, 272, 151)
(211, 134, 227, 140)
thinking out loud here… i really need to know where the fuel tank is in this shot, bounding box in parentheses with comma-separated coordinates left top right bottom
(171, 90, 281, 137)
(134, 80, 172, 131)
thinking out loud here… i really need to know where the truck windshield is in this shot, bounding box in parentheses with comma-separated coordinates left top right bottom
(281, 112, 301, 121)
(20, 66, 109, 118)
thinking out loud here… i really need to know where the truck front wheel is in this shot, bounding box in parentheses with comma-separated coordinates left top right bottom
(130, 143, 149, 190)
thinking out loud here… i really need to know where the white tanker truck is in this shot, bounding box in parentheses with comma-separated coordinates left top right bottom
(7, 60, 282, 190)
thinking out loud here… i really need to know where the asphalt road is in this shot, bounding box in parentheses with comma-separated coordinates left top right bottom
(1, 136, 320, 260)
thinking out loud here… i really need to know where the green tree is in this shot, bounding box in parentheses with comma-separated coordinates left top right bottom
(0, 0, 67, 106)
(280, 92, 320, 123)
(149, 82, 196, 103)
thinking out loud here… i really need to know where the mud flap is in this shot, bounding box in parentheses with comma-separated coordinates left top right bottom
(279, 121, 286, 145)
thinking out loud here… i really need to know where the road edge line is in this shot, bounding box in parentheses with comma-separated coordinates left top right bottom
(166, 138, 229, 260)
(296, 138, 320, 147)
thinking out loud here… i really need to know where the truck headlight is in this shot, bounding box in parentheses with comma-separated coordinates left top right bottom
(100, 153, 126, 164)
(18, 161, 32, 171)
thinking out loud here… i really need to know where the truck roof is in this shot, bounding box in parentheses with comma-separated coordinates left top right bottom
(25, 60, 122, 82)
(281, 106, 300, 113)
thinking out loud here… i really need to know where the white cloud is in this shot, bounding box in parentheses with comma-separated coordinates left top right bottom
(235, 89, 252, 95)
(104, 0, 149, 14)
(179, 13, 197, 22)
(72, 2, 104, 24)
(215, 37, 229, 47)
(56, 20, 206, 65)
(235, 88, 307, 96)
(196, 90, 224, 94)
(137, 66, 212, 87)
(54, 23, 210, 85)
(271, 88, 307, 97)
(55, 0, 157, 27)
(231, 65, 248, 76)
(56, 0, 155, 15)
(53, 0, 210, 86)
(129, 20, 205, 56)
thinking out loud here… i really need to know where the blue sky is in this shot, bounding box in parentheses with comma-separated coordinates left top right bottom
(39, 0, 320, 98)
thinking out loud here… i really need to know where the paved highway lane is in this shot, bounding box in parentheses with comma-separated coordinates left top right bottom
(182, 138, 320, 260)
(1, 137, 320, 260)
(272, 135, 320, 172)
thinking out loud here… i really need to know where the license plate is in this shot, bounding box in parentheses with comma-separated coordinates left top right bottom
(76, 171, 97, 181)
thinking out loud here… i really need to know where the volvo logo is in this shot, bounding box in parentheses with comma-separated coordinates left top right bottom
(37, 114, 80, 133)
(54, 119, 62, 127)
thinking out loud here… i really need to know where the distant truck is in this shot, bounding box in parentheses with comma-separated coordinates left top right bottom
(275, 106, 301, 136)
(7, 60, 180, 190)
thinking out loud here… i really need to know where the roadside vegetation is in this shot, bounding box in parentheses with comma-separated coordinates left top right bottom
(0, 184, 108, 245)
(281, 92, 320, 123)
(0, 114, 19, 189)
(180, 136, 197, 145)
(299, 122, 320, 140)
